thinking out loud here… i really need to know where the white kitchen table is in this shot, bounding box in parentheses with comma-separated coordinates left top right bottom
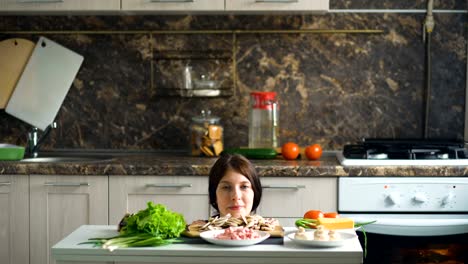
(52, 225, 363, 264)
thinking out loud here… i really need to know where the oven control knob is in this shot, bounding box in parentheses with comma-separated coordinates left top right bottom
(385, 192, 400, 206)
(413, 192, 428, 204)
(441, 193, 454, 207)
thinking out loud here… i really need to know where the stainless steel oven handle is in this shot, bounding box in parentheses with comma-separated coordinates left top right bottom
(354, 217, 468, 226)
(343, 214, 468, 236)
(0, 182, 11, 186)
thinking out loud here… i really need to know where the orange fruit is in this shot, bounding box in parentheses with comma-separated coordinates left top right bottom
(304, 210, 324, 219)
(305, 144, 323, 160)
(323, 212, 339, 218)
(281, 142, 300, 160)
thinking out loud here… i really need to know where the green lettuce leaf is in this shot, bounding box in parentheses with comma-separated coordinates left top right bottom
(120, 201, 186, 239)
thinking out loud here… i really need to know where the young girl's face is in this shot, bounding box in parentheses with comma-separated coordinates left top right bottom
(216, 169, 254, 218)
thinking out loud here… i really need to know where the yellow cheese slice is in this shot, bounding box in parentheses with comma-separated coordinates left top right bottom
(317, 217, 354, 230)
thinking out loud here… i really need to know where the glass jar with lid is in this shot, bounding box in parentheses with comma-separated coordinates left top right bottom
(248, 91, 279, 148)
(190, 110, 224, 157)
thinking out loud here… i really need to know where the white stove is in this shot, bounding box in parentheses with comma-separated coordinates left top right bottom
(338, 177, 468, 236)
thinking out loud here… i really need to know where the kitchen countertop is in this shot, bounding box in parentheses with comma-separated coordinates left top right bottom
(1, 150, 468, 177)
(52, 225, 363, 264)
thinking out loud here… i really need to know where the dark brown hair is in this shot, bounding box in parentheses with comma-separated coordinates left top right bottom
(208, 153, 262, 213)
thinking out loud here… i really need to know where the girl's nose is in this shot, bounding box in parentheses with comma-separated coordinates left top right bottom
(232, 187, 241, 200)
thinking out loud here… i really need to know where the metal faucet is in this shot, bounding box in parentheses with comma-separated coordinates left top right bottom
(25, 122, 57, 158)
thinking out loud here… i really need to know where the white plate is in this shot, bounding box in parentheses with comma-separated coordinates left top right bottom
(287, 231, 356, 248)
(200, 229, 270, 247)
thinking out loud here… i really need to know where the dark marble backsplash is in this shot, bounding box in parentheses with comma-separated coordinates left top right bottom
(0, 1, 466, 151)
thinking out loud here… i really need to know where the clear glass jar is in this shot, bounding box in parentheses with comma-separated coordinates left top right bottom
(190, 110, 224, 157)
(248, 92, 279, 148)
(183, 64, 193, 89)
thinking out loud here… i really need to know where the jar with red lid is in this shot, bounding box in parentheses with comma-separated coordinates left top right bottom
(248, 91, 279, 148)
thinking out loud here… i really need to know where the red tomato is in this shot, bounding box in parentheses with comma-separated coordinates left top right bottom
(305, 144, 323, 160)
(303, 210, 324, 219)
(282, 142, 300, 160)
(323, 212, 339, 218)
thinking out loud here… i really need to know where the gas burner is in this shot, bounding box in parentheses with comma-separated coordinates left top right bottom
(437, 153, 449, 159)
(367, 153, 388, 160)
(339, 139, 468, 166)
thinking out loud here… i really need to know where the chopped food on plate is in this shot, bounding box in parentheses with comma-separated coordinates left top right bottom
(294, 227, 313, 240)
(214, 227, 262, 240)
(314, 225, 330, 241)
(187, 213, 280, 232)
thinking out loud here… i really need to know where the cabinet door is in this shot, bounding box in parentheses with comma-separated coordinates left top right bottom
(226, 0, 329, 12)
(0, 0, 120, 12)
(257, 177, 336, 226)
(109, 175, 210, 225)
(30, 175, 108, 264)
(122, 0, 224, 11)
(0, 175, 29, 264)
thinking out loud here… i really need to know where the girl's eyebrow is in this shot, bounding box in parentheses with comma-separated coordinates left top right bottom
(219, 180, 251, 184)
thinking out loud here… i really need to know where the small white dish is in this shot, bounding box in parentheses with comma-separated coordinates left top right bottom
(287, 231, 356, 248)
(200, 229, 270, 247)
(193, 79, 220, 89)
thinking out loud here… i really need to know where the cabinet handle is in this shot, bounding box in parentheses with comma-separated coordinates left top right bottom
(146, 183, 193, 188)
(44, 182, 90, 187)
(255, 0, 298, 3)
(0, 182, 11, 186)
(17, 0, 64, 3)
(149, 0, 194, 2)
(262, 184, 305, 190)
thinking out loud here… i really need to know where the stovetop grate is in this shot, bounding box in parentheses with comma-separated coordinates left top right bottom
(343, 139, 468, 160)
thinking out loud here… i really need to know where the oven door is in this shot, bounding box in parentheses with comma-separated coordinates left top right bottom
(356, 230, 468, 264)
(341, 213, 468, 264)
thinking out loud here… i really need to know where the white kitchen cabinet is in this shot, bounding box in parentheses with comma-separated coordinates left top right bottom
(109, 175, 210, 225)
(121, 0, 224, 12)
(226, 0, 329, 13)
(0, 175, 29, 264)
(0, 0, 120, 12)
(257, 177, 337, 226)
(30, 175, 108, 264)
(57, 262, 108, 264)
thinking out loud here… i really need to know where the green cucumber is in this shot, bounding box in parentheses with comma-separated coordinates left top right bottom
(222, 148, 278, 159)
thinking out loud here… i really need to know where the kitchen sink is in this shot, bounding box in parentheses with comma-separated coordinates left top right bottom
(20, 156, 113, 163)
(19, 152, 115, 163)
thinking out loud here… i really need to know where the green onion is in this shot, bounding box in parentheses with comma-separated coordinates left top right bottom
(81, 234, 182, 251)
(295, 218, 317, 229)
(354, 221, 376, 259)
(80, 202, 186, 251)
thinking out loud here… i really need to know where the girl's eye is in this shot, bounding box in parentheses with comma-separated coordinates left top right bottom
(241, 185, 251, 190)
(221, 185, 231, 190)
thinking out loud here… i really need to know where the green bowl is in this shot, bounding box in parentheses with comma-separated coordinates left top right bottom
(0, 144, 25, 161)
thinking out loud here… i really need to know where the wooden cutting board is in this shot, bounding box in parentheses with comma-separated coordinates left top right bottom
(0, 38, 35, 109)
(182, 225, 285, 238)
(5, 36, 83, 130)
